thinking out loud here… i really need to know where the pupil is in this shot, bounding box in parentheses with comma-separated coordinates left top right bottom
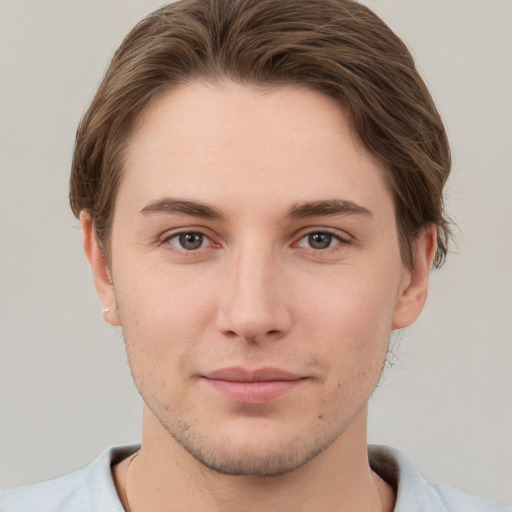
(179, 233, 203, 250)
(309, 233, 331, 249)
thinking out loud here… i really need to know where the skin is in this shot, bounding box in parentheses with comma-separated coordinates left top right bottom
(83, 81, 436, 511)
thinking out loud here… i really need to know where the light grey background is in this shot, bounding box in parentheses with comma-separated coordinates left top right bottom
(1, 0, 511, 504)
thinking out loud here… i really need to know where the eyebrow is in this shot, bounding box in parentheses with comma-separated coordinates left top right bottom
(139, 198, 224, 219)
(286, 199, 373, 219)
(139, 197, 372, 221)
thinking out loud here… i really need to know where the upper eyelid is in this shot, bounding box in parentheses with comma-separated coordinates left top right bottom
(160, 227, 215, 241)
(293, 226, 353, 242)
(295, 232, 347, 250)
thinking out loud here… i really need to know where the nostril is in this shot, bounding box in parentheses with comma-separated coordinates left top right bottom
(223, 328, 282, 343)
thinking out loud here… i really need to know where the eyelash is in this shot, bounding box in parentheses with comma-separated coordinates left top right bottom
(295, 229, 351, 251)
(162, 231, 216, 252)
(160, 228, 352, 254)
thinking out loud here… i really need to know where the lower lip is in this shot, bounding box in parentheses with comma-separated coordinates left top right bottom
(203, 378, 305, 404)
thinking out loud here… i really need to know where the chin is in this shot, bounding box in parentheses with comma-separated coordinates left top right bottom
(163, 414, 347, 477)
(179, 439, 328, 477)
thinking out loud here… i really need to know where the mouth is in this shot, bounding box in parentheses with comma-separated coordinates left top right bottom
(201, 367, 308, 404)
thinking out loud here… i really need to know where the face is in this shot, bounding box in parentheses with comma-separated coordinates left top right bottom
(86, 81, 433, 476)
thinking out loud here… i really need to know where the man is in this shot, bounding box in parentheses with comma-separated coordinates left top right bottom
(0, 0, 509, 510)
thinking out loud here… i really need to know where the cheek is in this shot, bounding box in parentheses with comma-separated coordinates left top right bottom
(115, 268, 218, 375)
(298, 287, 392, 424)
(296, 270, 398, 375)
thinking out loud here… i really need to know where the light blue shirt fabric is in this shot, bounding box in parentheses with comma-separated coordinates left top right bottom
(0, 444, 510, 511)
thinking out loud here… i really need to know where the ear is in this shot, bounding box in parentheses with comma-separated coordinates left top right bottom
(392, 225, 438, 329)
(80, 211, 120, 326)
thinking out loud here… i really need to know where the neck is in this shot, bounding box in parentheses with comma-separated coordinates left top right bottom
(114, 406, 395, 512)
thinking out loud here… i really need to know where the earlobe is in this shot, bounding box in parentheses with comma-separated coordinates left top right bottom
(80, 211, 120, 327)
(392, 225, 437, 330)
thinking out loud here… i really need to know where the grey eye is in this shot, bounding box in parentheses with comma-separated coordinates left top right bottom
(176, 232, 205, 250)
(297, 231, 342, 250)
(307, 232, 333, 249)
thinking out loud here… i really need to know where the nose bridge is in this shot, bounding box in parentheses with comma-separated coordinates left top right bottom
(217, 238, 290, 342)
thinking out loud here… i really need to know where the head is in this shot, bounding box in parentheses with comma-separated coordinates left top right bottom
(72, 0, 450, 477)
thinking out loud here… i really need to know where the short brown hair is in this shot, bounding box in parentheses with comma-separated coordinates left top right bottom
(70, 0, 451, 267)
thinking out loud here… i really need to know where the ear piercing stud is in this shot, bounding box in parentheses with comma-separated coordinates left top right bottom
(102, 307, 110, 313)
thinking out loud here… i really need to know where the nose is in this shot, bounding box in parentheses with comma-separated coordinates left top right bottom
(215, 244, 292, 344)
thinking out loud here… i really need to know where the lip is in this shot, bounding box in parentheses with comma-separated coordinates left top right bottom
(203, 367, 304, 382)
(201, 367, 307, 404)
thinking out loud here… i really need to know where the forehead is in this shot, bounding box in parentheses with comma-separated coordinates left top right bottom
(119, 81, 393, 219)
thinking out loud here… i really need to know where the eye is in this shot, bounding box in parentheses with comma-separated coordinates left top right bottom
(297, 231, 342, 250)
(167, 232, 209, 251)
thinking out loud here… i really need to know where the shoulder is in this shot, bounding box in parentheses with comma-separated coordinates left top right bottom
(0, 444, 139, 512)
(369, 445, 511, 512)
(0, 470, 90, 512)
(429, 482, 512, 512)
